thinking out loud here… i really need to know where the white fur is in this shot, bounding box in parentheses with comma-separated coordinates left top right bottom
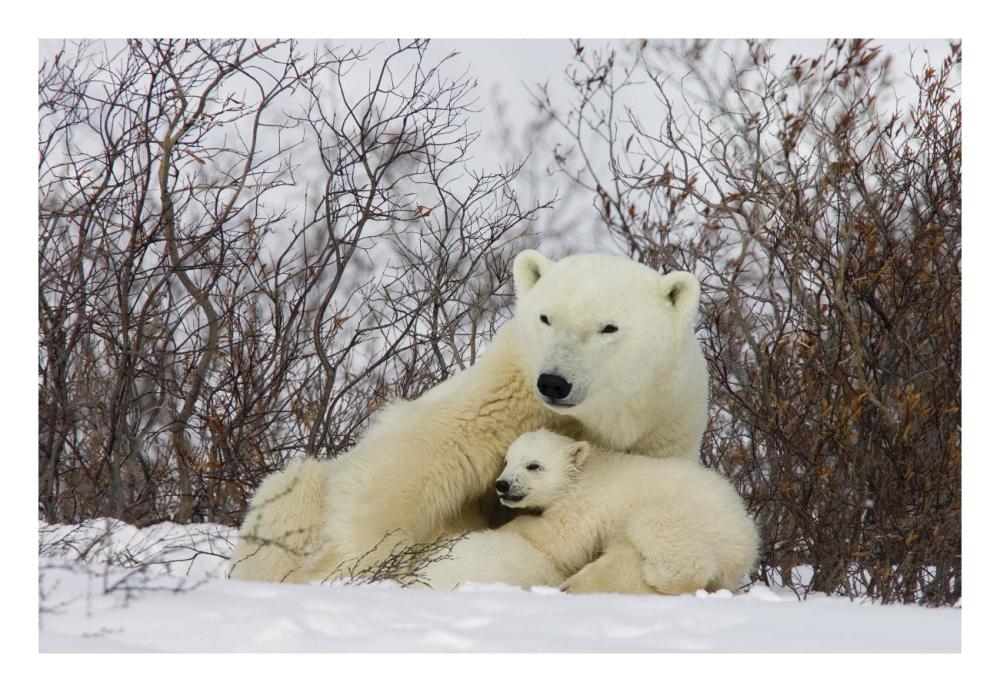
(230, 251, 709, 583)
(417, 531, 564, 590)
(228, 457, 328, 582)
(512, 252, 707, 457)
(424, 430, 759, 594)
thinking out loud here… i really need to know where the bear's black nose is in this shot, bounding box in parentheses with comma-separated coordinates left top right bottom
(537, 373, 572, 400)
(495, 479, 510, 493)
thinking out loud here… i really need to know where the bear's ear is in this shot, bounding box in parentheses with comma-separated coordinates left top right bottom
(567, 441, 591, 466)
(513, 249, 553, 296)
(660, 271, 700, 325)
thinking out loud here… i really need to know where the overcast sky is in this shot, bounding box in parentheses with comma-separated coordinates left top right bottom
(39, 37, 956, 157)
(426, 38, 955, 156)
(38, 38, 958, 255)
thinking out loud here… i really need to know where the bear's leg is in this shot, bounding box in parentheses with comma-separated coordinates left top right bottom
(229, 457, 328, 583)
(289, 499, 479, 584)
(290, 525, 417, 584)
(560, 539, 657, 595)
(419, 530, 564, 590)
(292, 542, 366, 583)
(626, 510, 721, 595)
(638, 555, 719, 595)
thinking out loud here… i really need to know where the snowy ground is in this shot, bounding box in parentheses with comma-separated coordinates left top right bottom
(38, 520, 960, 653)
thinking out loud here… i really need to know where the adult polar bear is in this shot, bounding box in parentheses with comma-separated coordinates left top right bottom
(229, 250, 708, 585)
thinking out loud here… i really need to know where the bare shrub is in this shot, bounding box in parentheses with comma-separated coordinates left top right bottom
(533, 38, 961, 605)
(38, 519, 234, 625)
(39, 38, 960, 605)
(311, 531, 469, 588)
(38, 39, 550, 526)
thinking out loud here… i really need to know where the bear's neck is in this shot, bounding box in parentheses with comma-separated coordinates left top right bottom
(570, 332, 708, 460)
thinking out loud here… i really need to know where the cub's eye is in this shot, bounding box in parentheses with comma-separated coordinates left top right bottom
(600, 324, 619, 334)
(526, 463, 541, 471)
(540, 314, 550, 325)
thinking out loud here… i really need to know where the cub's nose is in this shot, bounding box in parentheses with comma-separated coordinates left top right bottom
(537, 373, 572, 400)
(495, 479, 510, 493)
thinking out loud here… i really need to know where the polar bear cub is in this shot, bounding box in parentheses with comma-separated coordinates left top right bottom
(424, 429, 759, 594)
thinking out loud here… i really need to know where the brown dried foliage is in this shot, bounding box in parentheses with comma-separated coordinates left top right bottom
(39, 39, 961, 606)
(38, 39, 549, 526)
(533, 39, 960, 605)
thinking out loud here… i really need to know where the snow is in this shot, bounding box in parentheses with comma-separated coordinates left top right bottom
(38, 520, 960, 653)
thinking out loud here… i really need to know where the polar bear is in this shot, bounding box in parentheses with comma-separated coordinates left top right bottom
(422, 429, 759, 594)
(229, 250, 709, 583)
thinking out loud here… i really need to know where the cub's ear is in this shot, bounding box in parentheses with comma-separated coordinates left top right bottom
(567, 441, 591, 466)
(659, 271, 700, 325)
(513, 249, 553, 296)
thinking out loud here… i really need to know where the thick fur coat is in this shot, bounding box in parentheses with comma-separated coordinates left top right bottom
(423, 429, 760, 594)
(229, 251, 709, 584)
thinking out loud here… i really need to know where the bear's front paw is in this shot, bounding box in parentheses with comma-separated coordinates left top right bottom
(559, 566, 608, 595)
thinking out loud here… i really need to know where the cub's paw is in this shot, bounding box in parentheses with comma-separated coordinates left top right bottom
(559, 564, 610, 594)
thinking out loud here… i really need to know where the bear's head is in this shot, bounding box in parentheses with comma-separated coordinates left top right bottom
(512, 249, 700, 417)
(495, 428, 590, 510)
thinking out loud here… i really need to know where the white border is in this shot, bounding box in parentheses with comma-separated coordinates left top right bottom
(5, 2, 994, 688)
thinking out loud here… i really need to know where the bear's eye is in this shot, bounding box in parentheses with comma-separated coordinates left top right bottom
(600, 324, 619, 334)
(540, 314, 550, 325)
(526, 463, 541, 471)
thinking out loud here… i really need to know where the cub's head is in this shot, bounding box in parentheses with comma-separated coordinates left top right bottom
(495, 429, 590, 510)
(512, 250, 700, 416)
